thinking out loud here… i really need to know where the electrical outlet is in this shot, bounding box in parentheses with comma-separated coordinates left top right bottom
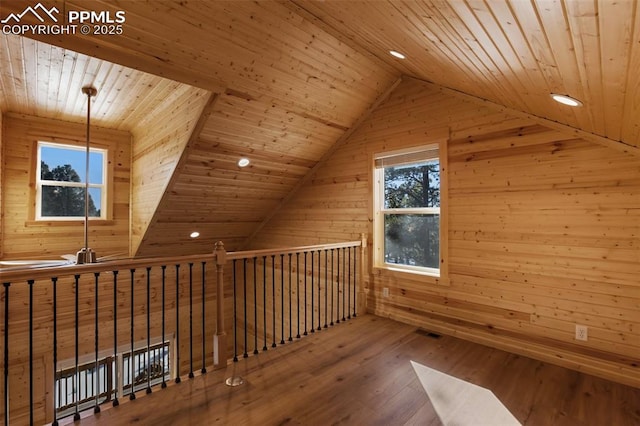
(575, 324, 588, 341)
(382, 287, 389, 298)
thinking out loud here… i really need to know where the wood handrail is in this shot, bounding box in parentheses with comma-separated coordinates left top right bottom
(0, 237, 369, 423)
(0, 240, 364, 283)
(225, 240, 362, 261)
(0, 253, 217, 282)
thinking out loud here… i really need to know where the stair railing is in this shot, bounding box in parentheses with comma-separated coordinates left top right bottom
(0, 235, 367, 425)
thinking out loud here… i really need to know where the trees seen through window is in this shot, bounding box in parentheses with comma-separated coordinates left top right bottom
(37, 142, 106, 219)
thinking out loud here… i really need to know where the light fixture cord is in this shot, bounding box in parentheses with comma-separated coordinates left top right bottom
(84, 91, 91, 251)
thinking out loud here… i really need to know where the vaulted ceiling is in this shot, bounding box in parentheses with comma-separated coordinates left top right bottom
(1, 0, 639, 256)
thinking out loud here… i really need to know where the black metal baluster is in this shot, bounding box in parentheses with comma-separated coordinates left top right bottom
(253, 258, 258, 355)
(130, 269, 136, 399)
(271, 255, 276, 348)
(146, 267, 153, 392)
(342, 247, 347, 321)
(288, 253, 293, 342)
(280, 254, 285, 345)
(310, 251, 315, 333)
(175, 264, 181, 383)
(348, 248, 351, 320)
(3, 282, 9, 426)
(336, 250, 340, 324)
(232, 260, 238, 362)
(74, 274, 81, 419)
(94, 272, 102, 411)
(113, 271, 120, 404)
(52, 277, 59, 426)
(330, 249, 334, 326)
(189, 263, 195, 377)
(243, 259, 248, 358)
(262, 256, 267, 351)
(161, 266, 167, 389)
(201, 262, 207, 374)
(304, 252, 308, 335)
(324, 250, 328, 328)
(28, 279, 34, 425)
(296, 253, 300, 339)
(317, 250, 322, 331)
(353, 247, 358, 317)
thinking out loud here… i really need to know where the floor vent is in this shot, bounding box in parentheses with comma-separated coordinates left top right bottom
(415, 329, 442, 339)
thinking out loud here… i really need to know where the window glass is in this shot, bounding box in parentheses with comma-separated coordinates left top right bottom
(384, 213, 439, 269)
(384, 160, 440, 209)
(37, 142, 106, 219)
(375, 147, 441, 275)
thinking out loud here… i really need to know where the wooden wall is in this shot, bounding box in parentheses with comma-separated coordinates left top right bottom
(251, 78, 640, 387)
(129, 86, 210, 256)
(1, 114, 131, 260)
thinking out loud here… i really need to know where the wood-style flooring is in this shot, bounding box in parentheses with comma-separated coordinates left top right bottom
(71, 314, 640, 426)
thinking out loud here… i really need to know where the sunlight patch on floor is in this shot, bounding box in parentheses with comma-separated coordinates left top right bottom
(411, 360, 521, 426)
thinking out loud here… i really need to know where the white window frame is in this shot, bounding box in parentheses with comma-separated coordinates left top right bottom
(373, 144, 441, 277)
(36, 141, 107, 220)
(55, 338, 172, 420)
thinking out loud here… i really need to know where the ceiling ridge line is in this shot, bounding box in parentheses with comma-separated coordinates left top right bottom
(404, 76, 640, 157)
(240, 76, 403, 250)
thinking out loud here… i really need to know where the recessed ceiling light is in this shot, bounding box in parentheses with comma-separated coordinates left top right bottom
(550, 93, 583, 107)
(190, 231, 200, 238)
(389, 50, 406, 59)
(238, 158, 250, 167)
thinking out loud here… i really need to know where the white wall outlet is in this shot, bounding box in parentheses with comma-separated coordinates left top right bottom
(575, 324, 588, 341)
(382, 287, 389, 297)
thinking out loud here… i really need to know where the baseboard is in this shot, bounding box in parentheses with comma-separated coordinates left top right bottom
(372, 308, 640, 389)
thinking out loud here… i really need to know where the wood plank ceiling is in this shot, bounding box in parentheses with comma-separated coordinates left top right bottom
(1, 0, 639, 256)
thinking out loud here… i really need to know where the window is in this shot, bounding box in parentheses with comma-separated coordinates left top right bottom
(55, 341, 170, 420)
(36, 141, 107, 220)
(374, 145, 441, 276)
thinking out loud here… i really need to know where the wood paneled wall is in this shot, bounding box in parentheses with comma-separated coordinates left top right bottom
(1, 114, 131, 259)
(129, 86, 210, 256)
(251, 78, 640, 387)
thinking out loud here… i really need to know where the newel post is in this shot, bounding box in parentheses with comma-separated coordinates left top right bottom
(213, 241, 228, 369)
(358, 233, 368, 315)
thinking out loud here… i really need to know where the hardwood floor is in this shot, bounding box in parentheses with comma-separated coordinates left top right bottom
(72, 315, 639, 426)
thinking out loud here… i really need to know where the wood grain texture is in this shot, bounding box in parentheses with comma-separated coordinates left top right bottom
(4, 0, 639, 259)
(292, 0, 640, 150)
(0, 1, 398, 256)
(1, 113, 131, 259)
(0, 34, 193, 131)
(5, 0, 639, 151)
(74, 315, 640, 426)
(130, 87, 211, 256)
(250, 78, 640, 387)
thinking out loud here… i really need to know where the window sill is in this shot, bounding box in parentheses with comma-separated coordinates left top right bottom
(25, 219, 115, 227)
(373, 264, 450, 286)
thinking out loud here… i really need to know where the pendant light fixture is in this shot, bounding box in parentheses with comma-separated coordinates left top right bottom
(76, 85, 98, 264)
